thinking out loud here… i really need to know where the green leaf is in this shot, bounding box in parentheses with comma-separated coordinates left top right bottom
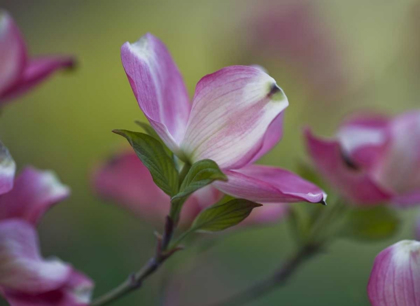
(190, 199, 262, 232)
(135, 120, 161, 141)
(340, 205, 399, 241)
(113, 129, 179, 196)
(135, 120, 174, 158)
(169, 160, 227, 223)
(173, 159, 227, 202)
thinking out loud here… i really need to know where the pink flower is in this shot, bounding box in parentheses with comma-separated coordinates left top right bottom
(0, 147, 93, 306)
(368, 240, 420, 306)
(0, 221, 93, 306)
(305, 111, 420, 207)
(120, 33, 326, 206)
(92, 150, 289, 227)
(0, 11, 74, 104)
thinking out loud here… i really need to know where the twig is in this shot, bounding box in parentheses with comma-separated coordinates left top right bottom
(91, 216, 181, 306)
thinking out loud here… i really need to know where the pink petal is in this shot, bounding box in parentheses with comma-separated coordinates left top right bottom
(368, 240, 420, 306)
(337, 113, 390, 171)
(372, 111, 420, 204)
(0, 56, 75, 102)
(305, 129, 392, 205)
(241, 203, 289, 226)
(2, 270, 93, 306)
(0, 220, 71, 294)
(92, 150, 171, 224)
(0, 11, 27, 96)
(92, 151, 223, 227)
(0, 167, 70, 225)
(0, 141, 16, 195)
(181, 66, 288, 169)
(214, 164, 326, 204)
(121, 33, 191, 156)
(247, 111, 285, 165)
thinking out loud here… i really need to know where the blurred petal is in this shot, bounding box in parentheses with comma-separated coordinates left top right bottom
(121, 33, 191, 155)
(305, 129, 391, 205)
(241, 203, 289, 226)
(0, 11, 27, 96)
(337, 114, 390, 170)
(182, 66, 288, 169)
(373, 111, 420, 201)
(2, 270, 93, 306)
(0, 56, 75, 102)
(0, 141, 16, 195)
(92, 151, 170, 223)
(368, 240, 420, 306)
(214, 164, 326, 204)
(0, 220, 71, 294)
(93, 151, 223, 227)
(0, 167, 70, 225)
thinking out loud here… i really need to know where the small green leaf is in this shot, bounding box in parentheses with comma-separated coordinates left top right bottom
(341, 205, 399, 241)
(135, 120, 161, 141)
(191, 199, 262, 232)
(173, 159, 227, 202)
(170, 160, 227, 223)
(135, 120, 174, 158)
(113, 129, 179, 196)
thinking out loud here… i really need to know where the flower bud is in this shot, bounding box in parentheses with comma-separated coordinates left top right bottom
(368, 240, 420, 306)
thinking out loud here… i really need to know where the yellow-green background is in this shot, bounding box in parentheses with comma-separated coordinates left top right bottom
(1, 0, 419, 305)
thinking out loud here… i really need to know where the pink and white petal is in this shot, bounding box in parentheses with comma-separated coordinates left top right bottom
(247, 112, 285, 165)
(0, 220, 71, 294)
(0, 141, 16, 195)
(337, 113, 391, 170)
(0, 11, 27, 96)
(121, 33, 191, 154)
(305, 129, 392, 205)
(181, 66, 288, 169)
(368, 240, 420, 306)
(214, 164, 326, 204)
(0, 167, 70, 225)
(241, 203, 289, 226)
(372, 111, 420, 198)
(92, 151, 170, 224)
(0, 56, 75, 102)
(2, 271, 93, 306)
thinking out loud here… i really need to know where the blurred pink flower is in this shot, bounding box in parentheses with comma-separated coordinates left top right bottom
(305, 110, 420, 207)
(0, 10, 75, 104)
(0, 149, 93, 306)
(93, 150, 289, 227)
(243, 2, 346, 100)
(368, 240, 420, 306)
(120, 33, 326, 205)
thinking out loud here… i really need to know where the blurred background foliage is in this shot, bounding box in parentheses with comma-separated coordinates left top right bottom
(1, 0, 419, 305)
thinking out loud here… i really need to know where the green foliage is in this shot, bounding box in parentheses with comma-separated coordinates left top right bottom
(135, 120, 174, 158)
(341, 205, 399, 241)
(170, 159, 227, 222)
(190, 199, 262, 232)
(173, 159, 227, 202)
(113, 129, 179, 196)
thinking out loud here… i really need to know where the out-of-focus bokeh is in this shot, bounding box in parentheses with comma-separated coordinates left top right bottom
(1, 0, 419, 305)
